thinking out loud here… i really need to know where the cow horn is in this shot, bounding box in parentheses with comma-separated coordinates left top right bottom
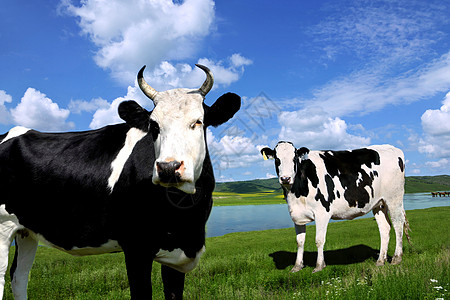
(137, 65, 158, 102)
(196, 64, 214, 97)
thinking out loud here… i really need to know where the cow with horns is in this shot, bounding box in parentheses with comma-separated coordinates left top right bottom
(0, 64, 241, 299)
(261, 142, 410, 273)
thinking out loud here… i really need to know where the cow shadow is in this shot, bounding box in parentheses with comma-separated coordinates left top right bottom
(269, 244, 380, 270)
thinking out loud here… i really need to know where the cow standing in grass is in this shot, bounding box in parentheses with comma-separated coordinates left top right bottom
(0, 64, 241, 299)
(261, 142, 410, 273)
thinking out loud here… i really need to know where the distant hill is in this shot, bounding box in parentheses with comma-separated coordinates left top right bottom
(216, 175, 450, 194)
(215, 178, 281, 193)
(405, 175, 450, 193)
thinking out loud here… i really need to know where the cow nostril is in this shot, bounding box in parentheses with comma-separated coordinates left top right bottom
(281, 176, 291, 183)
(175, 161, 184, 173)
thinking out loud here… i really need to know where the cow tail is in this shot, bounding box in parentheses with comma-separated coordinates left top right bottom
(403, 210, 412, 247)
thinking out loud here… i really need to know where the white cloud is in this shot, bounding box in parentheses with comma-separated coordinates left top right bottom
(278, 106, 370, 150)
(0, 90, 12, 125)
(425, 158, 449, 169)
(61, 0, 215, 84)
(206, 129, 262, 170)
(419, 91, 450, 158)
(88, 85, 151, 129)
(303, 51, 450, 118)
(140, 55, 253, 91)
(68, 97, 110, 114)
(10, 88, 74, 131)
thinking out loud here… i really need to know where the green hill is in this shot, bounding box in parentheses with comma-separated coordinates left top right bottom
(405, 175, 450, 193)
(216, 175, 450, 194)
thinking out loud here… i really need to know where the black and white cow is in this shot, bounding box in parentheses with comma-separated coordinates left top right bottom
(261, 142, 410, 273)
(0, 64, 241, 299)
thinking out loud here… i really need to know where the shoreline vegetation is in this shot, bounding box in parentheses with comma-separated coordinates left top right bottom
(3, 207, 449, 299)
(213, 175, 450, 206)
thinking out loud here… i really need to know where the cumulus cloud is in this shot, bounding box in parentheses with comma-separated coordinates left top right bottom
(10, 88, 74, 131)
(139, 54, 252, 91)
(419, 91, 450, 158)
(61, 0, 216, 84)
(88, 85, 150, 129)
(206, 129, 262, 171)
(278, 106, 370, 150)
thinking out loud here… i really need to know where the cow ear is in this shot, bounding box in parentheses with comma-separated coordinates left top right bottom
(261, 147, 275, 160)
(204, 93, 241, 127)
(297, 147, 310, 159)
(118, 100, 150, 131)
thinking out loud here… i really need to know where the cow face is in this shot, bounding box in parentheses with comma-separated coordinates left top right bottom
(134, 65, 241, 194)
(261, 142, 309, 187)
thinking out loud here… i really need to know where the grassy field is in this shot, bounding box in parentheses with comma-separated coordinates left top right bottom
(213, 191, 285, 206)
(3, 207, 449, 299)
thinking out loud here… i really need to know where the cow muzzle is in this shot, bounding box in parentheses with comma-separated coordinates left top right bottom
(156, 160, 185, 183)
(280, 176, 293, 186)
(153, 159, 197, 194)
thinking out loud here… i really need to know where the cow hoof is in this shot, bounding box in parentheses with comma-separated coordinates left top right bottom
(290, 264, 304, 273)
(391, 255, 402, 265)
(376, 260, 385, 266)
(312, 263, 326, 273)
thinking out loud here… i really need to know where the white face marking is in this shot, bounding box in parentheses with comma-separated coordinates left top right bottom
(108, 128, 147, 191)
(0, 126, 30, 144)
(151, 89, 206, 194)
(275, 142, 297, 186)
(155, 246, 205, 273)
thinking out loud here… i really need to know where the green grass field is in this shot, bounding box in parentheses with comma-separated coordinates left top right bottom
(3, 207, 449, 299)
(213, 191, 285, 206)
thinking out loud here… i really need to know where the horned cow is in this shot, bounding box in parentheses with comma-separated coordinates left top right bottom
(261, 142, 410, 273)
(0, 64, 241, 299)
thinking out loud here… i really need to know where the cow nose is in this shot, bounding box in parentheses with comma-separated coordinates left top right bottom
(156, 160, 184, 183)
(280, 176, 291, 184)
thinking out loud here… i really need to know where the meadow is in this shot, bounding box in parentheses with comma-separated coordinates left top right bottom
(3, 206, 449, 299)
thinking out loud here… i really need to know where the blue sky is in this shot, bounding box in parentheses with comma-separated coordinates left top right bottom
(1, 0, 450, 181)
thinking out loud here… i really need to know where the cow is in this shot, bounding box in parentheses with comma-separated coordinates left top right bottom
(261, 142, 410, 273)
(0, 64, 241, 299)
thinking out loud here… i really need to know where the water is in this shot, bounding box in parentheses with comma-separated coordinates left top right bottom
(206, 193, 450, 237)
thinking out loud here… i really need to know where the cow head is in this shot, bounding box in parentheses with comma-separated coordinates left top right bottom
(261, 142, 309, 187)
(120, 64, 240, 194)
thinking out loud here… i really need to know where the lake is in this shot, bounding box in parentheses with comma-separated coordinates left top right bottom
(206, 193, 450, 237)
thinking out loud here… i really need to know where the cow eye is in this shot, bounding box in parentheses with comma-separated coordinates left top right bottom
(150, 120, 160, 140)
(191, 119, 203, 129)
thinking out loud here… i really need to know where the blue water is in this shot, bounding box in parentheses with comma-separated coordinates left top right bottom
(206, 193, 450, 237)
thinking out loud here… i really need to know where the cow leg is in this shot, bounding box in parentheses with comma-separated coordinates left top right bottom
(0, 209, 21, 299)
(373, 203, 391, 266)
(11, 230, 38, 300)
(161, 265, 185, 300)
(291, 224, 306, 273)
(389, 204, 406, 265)
(313, 217, 328, 273)
(122, 245, 154, 299)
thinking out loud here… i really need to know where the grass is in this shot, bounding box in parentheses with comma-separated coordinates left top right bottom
(2, 207, 449, 299)
(213, 191, 285, 206)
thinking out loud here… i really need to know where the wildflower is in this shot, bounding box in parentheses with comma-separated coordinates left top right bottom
(430, 279, 438, 283)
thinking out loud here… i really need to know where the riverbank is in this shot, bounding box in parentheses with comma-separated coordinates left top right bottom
(213, 175, 450, 206)
(3, 207, 448, 299)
